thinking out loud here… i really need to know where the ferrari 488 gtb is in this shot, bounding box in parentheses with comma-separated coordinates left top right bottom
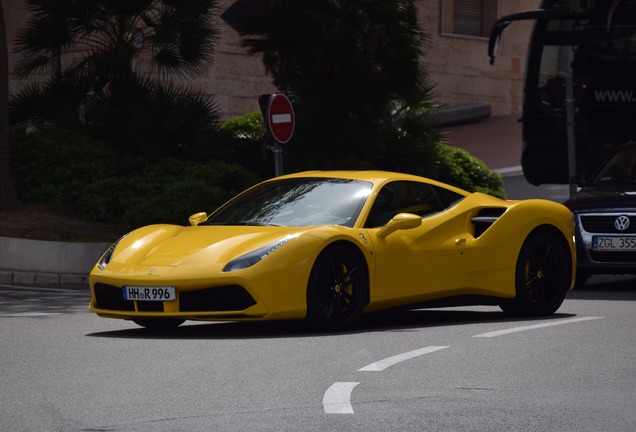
(89, 171, 575, 331)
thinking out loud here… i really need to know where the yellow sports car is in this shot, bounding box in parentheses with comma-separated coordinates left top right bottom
(89, 171, 575, 331)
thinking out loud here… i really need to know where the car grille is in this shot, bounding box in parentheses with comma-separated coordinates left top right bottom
(179, 285, 256, 312)
(93, 283, 256, 313)
(94, 283, 135, 311)
(580, 215, 636, 233)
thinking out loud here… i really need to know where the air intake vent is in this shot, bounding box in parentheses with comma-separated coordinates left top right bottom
(471, 208, 506, 238)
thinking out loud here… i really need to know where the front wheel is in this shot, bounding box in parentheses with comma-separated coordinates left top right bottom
(500, 231, 570, 316)
(306, 244, 368, 331)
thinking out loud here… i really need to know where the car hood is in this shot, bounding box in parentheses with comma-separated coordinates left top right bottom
(564, 186, 636, 212)
(111, 224, 313, 267)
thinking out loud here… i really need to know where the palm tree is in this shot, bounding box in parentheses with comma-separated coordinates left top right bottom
(0, 0, 19, 210)
(15, 0, 219, 83)
(239, 0, 440, 171)
(11, 0, 221, 157)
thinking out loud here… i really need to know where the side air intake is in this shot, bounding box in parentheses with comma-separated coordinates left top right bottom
(471, 208, 506, 238)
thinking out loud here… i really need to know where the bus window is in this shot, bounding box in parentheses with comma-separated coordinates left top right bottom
(489, 0, 636, 185)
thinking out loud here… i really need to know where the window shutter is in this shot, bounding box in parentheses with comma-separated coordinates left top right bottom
(454, 0, 484, 36)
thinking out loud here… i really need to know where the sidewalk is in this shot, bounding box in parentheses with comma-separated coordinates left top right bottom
(442, 114, 523, 176)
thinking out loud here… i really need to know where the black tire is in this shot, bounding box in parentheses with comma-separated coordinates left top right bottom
(132, 318, 185, 330)
(500, 231, 570, 316)
(306, 244, 368, 331)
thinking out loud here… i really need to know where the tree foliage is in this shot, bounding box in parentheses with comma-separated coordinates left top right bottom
(10, 0, 221, 159)
(14, 0, 219, 80)
(11, 128, 260, 228)
(240, 0, 441, 174)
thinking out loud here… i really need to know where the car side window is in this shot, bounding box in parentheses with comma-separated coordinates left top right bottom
(365, 181, 458, 228)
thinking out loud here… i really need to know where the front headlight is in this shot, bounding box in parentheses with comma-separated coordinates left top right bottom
(97, 234, 128, 270)
(223, 234, 299, 272)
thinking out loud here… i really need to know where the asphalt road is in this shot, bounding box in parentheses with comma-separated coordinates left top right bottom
(1, 176, 634, 432)
(502, 175, 571, 202)
(1, 275, 635, 432)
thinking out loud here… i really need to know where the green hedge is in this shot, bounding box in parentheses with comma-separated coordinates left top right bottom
(10, 123, 504, 232)
(220, 112, 505, 198)
(434, 143, 504, 198)
(11, 128, 260, 229)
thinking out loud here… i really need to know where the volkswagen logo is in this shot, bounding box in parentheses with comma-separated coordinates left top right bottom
(615, 215, 631, 231)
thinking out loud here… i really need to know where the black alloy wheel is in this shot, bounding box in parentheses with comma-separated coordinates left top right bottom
(306, 244, 368, 331)
(500, 231, 570, 316)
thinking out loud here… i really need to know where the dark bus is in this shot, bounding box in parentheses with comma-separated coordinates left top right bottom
(489, 0, 636, 185)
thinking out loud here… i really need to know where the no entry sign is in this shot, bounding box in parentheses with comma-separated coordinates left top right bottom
(266, 94, 295, 144)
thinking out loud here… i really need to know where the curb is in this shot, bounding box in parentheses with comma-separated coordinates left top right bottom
(0, 236, 110, 286)
(0, 270, 90, 286)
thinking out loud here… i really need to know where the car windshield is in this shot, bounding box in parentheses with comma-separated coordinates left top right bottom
(205, 178, 373, 227)
(591, 144, 636, 185)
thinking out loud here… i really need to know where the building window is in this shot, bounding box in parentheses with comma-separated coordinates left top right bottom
(441, 0, 498, 38)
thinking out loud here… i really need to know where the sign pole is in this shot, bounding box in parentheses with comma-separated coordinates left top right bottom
(273, 142, 284, 176)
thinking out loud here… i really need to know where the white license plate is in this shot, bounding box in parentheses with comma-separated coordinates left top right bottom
(122, 286, 176, 301)
(593, 236, 636, 251)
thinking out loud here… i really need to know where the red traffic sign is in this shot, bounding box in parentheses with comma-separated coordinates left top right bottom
(267, 94, 295, 144)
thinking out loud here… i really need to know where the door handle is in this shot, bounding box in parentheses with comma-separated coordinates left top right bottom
(455, 238, 466, 246)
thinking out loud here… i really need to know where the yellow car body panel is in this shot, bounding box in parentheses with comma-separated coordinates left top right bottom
(89, 170, 575, 328)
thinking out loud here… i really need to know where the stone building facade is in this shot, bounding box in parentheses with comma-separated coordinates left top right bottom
(3, 0, 540, 120)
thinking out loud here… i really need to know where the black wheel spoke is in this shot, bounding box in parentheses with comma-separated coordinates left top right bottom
(306, 246, 368, 331)
(325, 293, 340, 319)
(503, 232, 570, 317)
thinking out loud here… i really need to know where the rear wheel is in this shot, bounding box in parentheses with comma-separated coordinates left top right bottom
(306, 244, 368, 331)
(500, 231, 570, 316)
(132, 318, 185, 330)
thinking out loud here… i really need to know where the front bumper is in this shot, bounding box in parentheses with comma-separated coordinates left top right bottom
(88, 261, 311, 322)
(574, 212, 636, 275)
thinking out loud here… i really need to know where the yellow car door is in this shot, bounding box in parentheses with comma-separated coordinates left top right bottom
(368, 210, 468, 309)
(360, 179, 471, 310)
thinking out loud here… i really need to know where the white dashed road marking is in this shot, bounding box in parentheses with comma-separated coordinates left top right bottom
(473, 316, 605, 338)
(323, 382, 360, 414)
(358, 346, 450, 372)
(323, 316, 605, 414)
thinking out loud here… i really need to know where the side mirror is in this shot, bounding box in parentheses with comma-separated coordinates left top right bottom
(487, 8, 573, 65)
(377, 213, 422, 239)
(189, 212, 208, 227)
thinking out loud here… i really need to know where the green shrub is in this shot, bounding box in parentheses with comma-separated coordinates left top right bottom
(217, 112, 274, 178)
(121, 160, 260, 227)
(11, 128, 131, 219)
(434, 143, 504, 198)
(10, 126, 504, 234)
(215, 112, 505, 199)
(11, 128, 261, 228)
